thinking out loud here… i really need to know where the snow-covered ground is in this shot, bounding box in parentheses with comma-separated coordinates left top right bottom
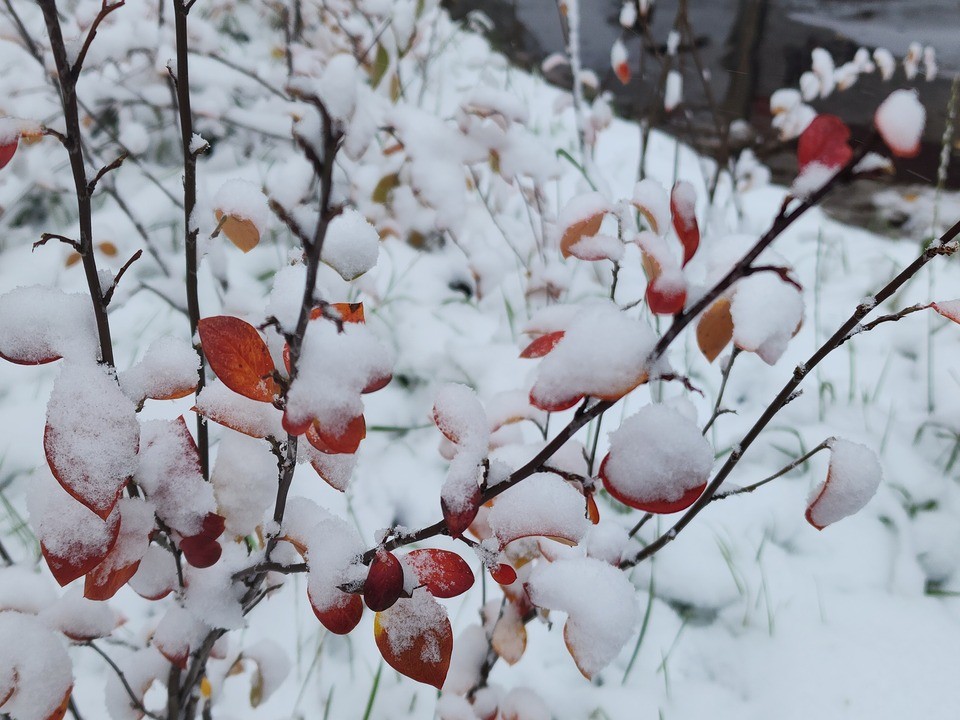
(1, 1, 960, 719)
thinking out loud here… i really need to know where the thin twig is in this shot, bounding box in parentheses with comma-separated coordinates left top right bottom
(72, 0, 126, 79)
(702, 347, 741, 435)
(712, 438, 833, 500)
(87, 151, 128, 195)
(85, 642, 160, 720)
(103, 250, 143, 305)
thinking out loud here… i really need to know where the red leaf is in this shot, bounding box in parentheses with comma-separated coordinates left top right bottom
(489, 563, 517, 586)
(282, 409, 313, 437)
(309, 587, 363, 635)
(441, 483, 482, 538)
(614, 61, 631, 85)
(931, 300, 959, 324)
(84, 500, 154, 601)
(362, 371, 392, 394)
(308, 415, 366, 454)
(646, 279, 687, 315)
(599, 454, 705, 513)
(404, 549, 475, 599)
(374, 595, 453, 689)
(528, 388, 584, 413)
(198, 316, 279, 402)
(41, 504, 121, 587)
(180, 512, 225, 568)
(0, 139, 17, 171)
(797, 114, 852, 172)
(670, 181, 700, 266)
(364, 550, 405, 612)
(43, 686, 72, 720)
(519, 331, 565, 359)
(0, 349, 60, 365)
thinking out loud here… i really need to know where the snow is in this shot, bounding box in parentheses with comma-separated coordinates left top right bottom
(317, 54, 360, 123)
(663, 70, 683, 112)
(433, 383, 489, 450)
(810, 48, 835, 97)
(118, 334, 199, 403)
(0, 611, 73, 720)
(305, 516, 365, 614)
(211, 432, 277, 536)
(632, 179, 671, 235)
(873, 47, 896, 80)
(602, 404, 713, 507)
(376, 588, 447, 662)
(806, 439, 883, 529)
(40, 589, 117, 640)
(0, 566, 56, 615)
(213, 179, 270, 235)
(194, 378, 285, 439)
(526, 557, 638, 677)
(730, 272, 804, 365)
(128, 545, 178, 601)
(500, 687, 550, 720)
(488, 473, 590, 547)
(322, 208, 381, 280)
(243, 638, 291, 705)
(875, 89, 926, 158)
(0, 286, 98, 363)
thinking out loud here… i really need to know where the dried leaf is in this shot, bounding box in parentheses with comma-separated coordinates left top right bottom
(215, 210, 261, 252)
(696, 297, 734, 362)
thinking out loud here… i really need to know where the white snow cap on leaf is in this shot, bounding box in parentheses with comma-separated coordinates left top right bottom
(40, 589, 116, 641)
(317, 54, 359, 122)
(770, 88, 801, 115)
(771, 102, 816, 141)
(611, 37, 628, 68)
(487, 473, 590, 547)
(873, 48, 896, 80)
(664, 69, 682, 111)
(799, 72, 819, 102)
(556, 191, 612, 243)
(442, 623, 487, 695)
(602, 403, 713, 508)
(183, 545, 246, 630)
(500, 687, 551, 720)
(807, 439, 882, 529)
(212, 433, 277, 536)
(322, 208, 380, 280)
(243, 638, 291, 706)
(213, 179, 270, 235)
(128, 545, 177, 601)
(0, 286, 98, 363)
(0, 611, 73, 720)
(441, 447, 485, 517)
(119, 335, 199, 403)
(730, 272, 803, 365)
(923, 46, 937, 81)
(286, 320, 392, 435)
(306, 516, 365, 614)
(434, 383, 489, 451)
(376, 588, 448, 661)
(811, 48, 835, 97)
(527, 557, 638, 677)
(531, 303, 657, 409)
(619, 1, 637, 28)
(195, 379, 285, 440)
(104, 647, 166, 720)
(875, 89, 925, 158)
(632, 179, 670, 234)
(0, 566, 56, 614)
(903, 41, 922, 80)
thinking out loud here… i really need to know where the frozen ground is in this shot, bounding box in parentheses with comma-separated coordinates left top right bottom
(1, 2, 960, 719)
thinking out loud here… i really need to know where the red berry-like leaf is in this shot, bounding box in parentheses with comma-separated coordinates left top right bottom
(364, 550, 405, 612)
(0, 138, 17, 170)
(404, 549, 475, 599)
(179, 513, 225, 568)
(198, 316, 280, 402)
(797, 114, 852, 172)
(41, 503, 121, 587)
(309, 587, 363, 635)
(599, 454, 706, 514)
(670, 181, 700, 266)
(374, 594, 453, 689)
(519, 331, 565, 359)
(441, 483, 482, 538)
(489, 563, 517, 586)
(646, 279, 687, 315)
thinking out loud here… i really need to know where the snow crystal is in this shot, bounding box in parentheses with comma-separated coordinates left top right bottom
(136, 419, 216, 536)
(0, 566, 56, 614)
(487, 473, 590, 547)
(807, 439, 883, 529)
(526, 557, 638, 677)
(531, 303, 657, 407)
(0, 611, 73, 720)
(128, 545, 178, 600)
(730, 271, 804, 365)
(875, 89, 925, 158)
(0, 286, 98, 363)
(664, 70, 683, 112)
(322, 208, 380, 280)
(286, 320, 392, 435)
(632, 179, 670, 234)
(603, 403, 713, 505)
(213, 179, 270, 235)
(212, 433, 277, 536)
(377, 588, 447, 662)
(119, 335, 199, 403)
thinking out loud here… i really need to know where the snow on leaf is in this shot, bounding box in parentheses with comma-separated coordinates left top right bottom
(0, 287, 98, 364)
(374, 589, 453, 689)
(806, 439, 882, 530)
(488, 473, 590, 547)
(557, 192, 611, 259)
(730, 272, 803, 365)
(931, 300, 960, 324)
(632, 179, 670, 235)
(0, 138, 17, 170)
(600, 404, 713, 513)
(305, 516, 366, 626)
(84, 498, 154, 601)
(39, 590, 117, 642)
(664, 69, 682, 112)
(696, 297, 734, 363)
(0, 566, 57, 614)
(638, 230, 688, 315)
(0, 612, 73, 720)
(304, 446, 358, 492)
(670, 181, 699, 265)
(198, 316, 279, 403)
(128, 545, 177, 601)
(875, 89, 925, 159)
(491, 601, 527, 665)
(243, 639, 290, 707)
(433, 383, 489, 450)
(403, 549, 475, 599)
(520, 331, 566, 359)
(119, 336, 199, 403)
(28, 470, 121, 587)
(611, 38, 630, 85)
(211, 433, 277, 536)
(321, 209, 381, 280)
(500, 687, 550, 720)
(873, 47, 895, 80)
(213, 179, 270, 253)
(44, 362, 139, 520)
(529, 303, 656, 410)
(135, 417, 216, 537)
(811, 48, 835, 97)
(526, 557, 638, 678)
(153, 606, 206, 669)
(103, 647, 166, 720)
(309, 588, 363, 635)
(193, 379, 284, 439)
(441, 455, 483, 539)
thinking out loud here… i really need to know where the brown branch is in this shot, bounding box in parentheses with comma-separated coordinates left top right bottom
(34, 233, 81, 252)
(840, 303, 932, 345)
(621, 217, 960, 570)
(702, 346, 741, 435)
(87, 151, 128, 195)
(711, 438, 833, 500)
(85, 642, 160, 720)
(72, 0, 126, 79)
(103, 249, 143, 305)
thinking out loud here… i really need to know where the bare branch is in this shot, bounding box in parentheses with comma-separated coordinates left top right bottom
(33, 233, 81, 253)
(103, 249, 143, 305)
(85, 642, 161, 720)
(87, 151, 128, 195)
(72, 0, 126, 79)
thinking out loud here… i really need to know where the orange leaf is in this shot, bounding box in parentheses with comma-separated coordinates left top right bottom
(44, 686, 72, 720)
(670, 181, 700, 266)
(404, 549, 475, 599)
(308, 415, 366, 454)
(41, 504, 121, 587)
(491, 602, 527, 665)
(374, 594, 453, 689)
(215, 210, 261, 252)
(560, 212, 605, 259)
(198, 316, 279, 402)
(519, 331, 565, 359)
(309, 587, 363, 635)
(696, 297, 733, 363)
(489, 563, 517, 585)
